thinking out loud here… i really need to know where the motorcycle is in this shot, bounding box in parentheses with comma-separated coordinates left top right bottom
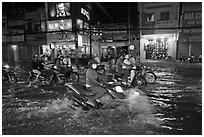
(136, 63, 157, 84)
(107, 66, 147, 89)
(63, 65, 80, 83)
(188, 56, 197, 63)
(28, 65, 66, 86)
(2, 64, 18, 84)
(65, 81, 142, 110)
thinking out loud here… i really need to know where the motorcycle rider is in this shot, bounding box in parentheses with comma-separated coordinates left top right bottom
(28, 54, 48, 86)
(86, 59, 106, 106)
(31, 55, 41, 82)
(123, 54, 136, 85)
(115, 54, 130, 82)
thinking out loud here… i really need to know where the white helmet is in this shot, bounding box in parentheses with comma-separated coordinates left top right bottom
(125, 54, 129, 59)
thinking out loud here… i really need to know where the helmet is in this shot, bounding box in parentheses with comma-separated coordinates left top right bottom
(89, 59, 99, 65)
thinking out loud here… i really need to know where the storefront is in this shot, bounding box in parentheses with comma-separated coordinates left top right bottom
(140, 33, 178, 61)
(45, 2, 92, 62)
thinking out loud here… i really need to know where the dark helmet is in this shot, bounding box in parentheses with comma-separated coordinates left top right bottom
(88, 59, 99, 65)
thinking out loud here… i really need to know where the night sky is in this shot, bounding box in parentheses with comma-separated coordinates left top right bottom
(2, 2, 138, 25)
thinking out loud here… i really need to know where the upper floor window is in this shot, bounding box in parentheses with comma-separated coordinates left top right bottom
(146, 13, 155, 22)
(160, 11, 170, 21)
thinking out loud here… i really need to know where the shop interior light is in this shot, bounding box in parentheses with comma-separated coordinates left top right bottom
(55, 23, 59, 28)
(11, 45, 17, 50)
(50, 43, 55, 49)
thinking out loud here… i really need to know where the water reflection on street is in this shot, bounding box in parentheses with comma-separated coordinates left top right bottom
(2, 62, 202, 135)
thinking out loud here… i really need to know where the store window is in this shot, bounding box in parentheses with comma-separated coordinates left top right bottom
(47, 19, 72, 31)
(160, 11, 170, 21)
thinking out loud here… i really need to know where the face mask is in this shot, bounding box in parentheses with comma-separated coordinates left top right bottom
(92, 64, 97, 69)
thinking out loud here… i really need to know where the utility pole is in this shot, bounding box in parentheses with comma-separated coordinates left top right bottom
(128, 3, 131, 44)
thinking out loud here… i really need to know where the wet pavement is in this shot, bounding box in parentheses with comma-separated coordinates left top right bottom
(2, 61, 202, 135)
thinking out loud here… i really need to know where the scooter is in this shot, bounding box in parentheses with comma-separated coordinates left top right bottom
(136, 63, 157, 84)
(65, 81, 142, 111)
(2, 64, 18, 84)
(28, 65, 66, 86)
(107, 66, 147, 89)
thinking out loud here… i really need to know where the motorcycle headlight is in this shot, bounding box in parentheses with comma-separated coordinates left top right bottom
(53, 65, 58, 70)
(115, 86, 124, 93)
(4, 64, 10, 69)
(72, 65, 77, 70)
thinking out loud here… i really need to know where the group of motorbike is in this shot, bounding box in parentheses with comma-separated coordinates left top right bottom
(2, 62, 80, 86)
(65, 61, 157, 110)
(28, 63, 80, 86)
(2, 60, 157, 111)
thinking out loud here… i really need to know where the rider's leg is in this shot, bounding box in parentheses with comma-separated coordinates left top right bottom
(87, 86, 106, 102)
(33, 70, 41, 82)
(128, 70, 135, 85)
(121, 69, 130, 81)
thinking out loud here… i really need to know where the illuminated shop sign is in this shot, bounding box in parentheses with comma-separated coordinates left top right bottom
(48, 2, 71, 20)
(47, 33, 75, 43)
(77, 19, 83, 29)
(47, 19, 72, 31)
(81, 8, 90, 20)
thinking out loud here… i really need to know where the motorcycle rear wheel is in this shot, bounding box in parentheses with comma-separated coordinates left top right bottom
(132, 76, 147, 88)
(69, 72, 79, 82)
(145, 72, 157, 84)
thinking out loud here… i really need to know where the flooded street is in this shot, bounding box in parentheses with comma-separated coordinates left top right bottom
(2, 61, 202, 135)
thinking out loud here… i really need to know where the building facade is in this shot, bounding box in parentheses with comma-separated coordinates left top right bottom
(92, 23, 139, 60)
(2, 3, 97, 64)
(45, 2, 92, 62)
(178, 2, 202, 58)
(138, 2, 180, 62)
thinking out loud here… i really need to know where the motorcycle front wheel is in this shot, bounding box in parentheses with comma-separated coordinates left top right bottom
(83, 67, 88, 74)
(7, 74, 17, 84)
(69, 72, 79, 82)
(145, 72, 157, 84)
(132, 76, 147, 88)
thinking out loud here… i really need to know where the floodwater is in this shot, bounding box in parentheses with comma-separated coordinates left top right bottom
(2, 61, 202, 135)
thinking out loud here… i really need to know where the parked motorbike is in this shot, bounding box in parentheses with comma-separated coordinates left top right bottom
(65, 81, 142, 110)
(136, 63, 157, 84)
(28, 65, 66, 86)
(188, 55, 197, 63)
(2, 64, 17, 84)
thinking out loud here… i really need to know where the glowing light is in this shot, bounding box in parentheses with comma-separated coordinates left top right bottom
(50, 43, 55, 49)
(11, 45, 17, 50)
(63, 45, 67, 48)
